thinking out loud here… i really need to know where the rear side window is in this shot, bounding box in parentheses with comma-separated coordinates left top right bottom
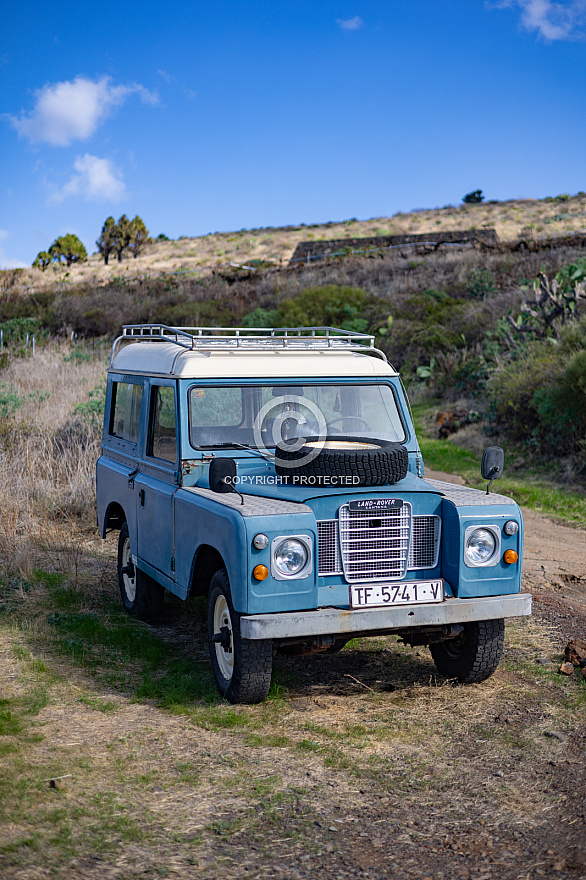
(148, 385, 177, 463)
(110, 382, 143, 443)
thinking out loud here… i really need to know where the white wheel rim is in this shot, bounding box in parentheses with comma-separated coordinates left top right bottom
(213, 594, 234, 681)
(121, 537, 136, 603)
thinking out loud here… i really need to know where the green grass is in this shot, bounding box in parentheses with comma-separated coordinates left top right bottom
(78, 695, 117, 713)
(45, 598, 217, 706)
(1, 578, 584, 875)
(412, 403, 586, 526)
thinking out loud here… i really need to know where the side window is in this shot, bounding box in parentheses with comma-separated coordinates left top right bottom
(148, 385, 177, 463)
(110, 382, 143, 443)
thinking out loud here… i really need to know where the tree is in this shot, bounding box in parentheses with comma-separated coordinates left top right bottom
(49, 234, 88, 267)
(96, 217, 117, 265)
(462, 190, 484, 204)
(113, 215, 131, 263)
(32, 251, 52, 271)
(127, 215, 152, 259)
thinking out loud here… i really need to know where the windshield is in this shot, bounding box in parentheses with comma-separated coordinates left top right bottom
(188, 383, 406, 450)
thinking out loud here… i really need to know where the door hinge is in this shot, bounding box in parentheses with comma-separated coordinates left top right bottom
(170, 557, 175, 573)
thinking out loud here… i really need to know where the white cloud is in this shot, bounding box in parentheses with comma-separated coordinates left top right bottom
(337, 15, 364, 30)
(492, 0, 586, 40)
(50, 154, 126, 203)
(0, 230, 27, 268)
(9, 75, 159, 146)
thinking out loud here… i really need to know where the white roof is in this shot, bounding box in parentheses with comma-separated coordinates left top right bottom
(110, 341, 398, 378)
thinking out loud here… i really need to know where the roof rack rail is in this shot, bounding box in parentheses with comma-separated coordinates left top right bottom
(110, 325, 388, 363)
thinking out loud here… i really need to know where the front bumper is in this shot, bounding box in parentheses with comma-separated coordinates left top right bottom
(240, 593, 532, 640)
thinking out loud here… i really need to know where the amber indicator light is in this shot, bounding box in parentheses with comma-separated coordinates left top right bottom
(253, 564, 269, 580)
(503, 550, 518, 564)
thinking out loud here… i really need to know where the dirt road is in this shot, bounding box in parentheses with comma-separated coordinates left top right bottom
(1, 480, 586, 880)
(426, 468, 586, 644)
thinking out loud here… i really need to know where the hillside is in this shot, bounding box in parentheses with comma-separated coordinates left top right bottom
(12, 191, 586, 290)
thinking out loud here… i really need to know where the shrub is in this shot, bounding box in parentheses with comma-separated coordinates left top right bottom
(535, 349, 586, 457)
(487, 317, 586, 463)
(468, 268, 497, 298)
(487, 342, 561, 448)
(383, 289, 470, 375)
(241, 307, 278, 328)
(462, 190, 484, 204)
(273, 285, 382, 333)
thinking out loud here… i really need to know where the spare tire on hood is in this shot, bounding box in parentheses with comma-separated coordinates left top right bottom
(275, 436, 408, 486)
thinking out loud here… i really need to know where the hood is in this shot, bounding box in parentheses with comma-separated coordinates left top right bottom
(196, 454, 444, 504)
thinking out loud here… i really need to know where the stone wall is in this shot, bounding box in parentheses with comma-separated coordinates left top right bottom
(289, 229, 499, 264)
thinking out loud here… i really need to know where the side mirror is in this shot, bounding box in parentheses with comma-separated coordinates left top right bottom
(481, 446, 504, 494)
(209, 458, 237, 493)
(208, 458, 244, 504)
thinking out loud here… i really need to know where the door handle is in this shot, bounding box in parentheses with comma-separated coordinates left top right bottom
(138, 489, 145, 507)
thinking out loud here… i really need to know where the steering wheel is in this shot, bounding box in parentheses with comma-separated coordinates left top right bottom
(327, 416, 371, 432)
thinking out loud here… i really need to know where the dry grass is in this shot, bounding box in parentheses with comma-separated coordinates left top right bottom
(0, 345, 105, 578)
(11, 192, 586, 293)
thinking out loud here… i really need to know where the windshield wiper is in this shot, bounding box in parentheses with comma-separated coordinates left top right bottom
(202, 442, 274, 460)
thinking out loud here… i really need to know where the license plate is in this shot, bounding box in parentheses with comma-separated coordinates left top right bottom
(349, 580, 444, 608)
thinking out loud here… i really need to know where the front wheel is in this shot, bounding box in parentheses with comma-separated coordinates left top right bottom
(117, 523, 164, 620)
(430, 619, 505, 683)
(207, 569, 272, 704)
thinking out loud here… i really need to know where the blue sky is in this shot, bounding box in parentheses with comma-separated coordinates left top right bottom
(2, 0, 586, 267)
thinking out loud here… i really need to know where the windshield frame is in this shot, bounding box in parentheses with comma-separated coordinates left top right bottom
(187, 380, 408, 451)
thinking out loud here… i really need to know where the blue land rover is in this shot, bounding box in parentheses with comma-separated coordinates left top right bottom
(96, 325, 530, 703)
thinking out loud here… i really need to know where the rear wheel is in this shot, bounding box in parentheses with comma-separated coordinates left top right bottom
(207, 569, 272, 704)
(430, 619, 505, 683)
(117, 523, 164, 620)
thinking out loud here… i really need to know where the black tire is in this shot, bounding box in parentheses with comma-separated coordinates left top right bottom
(117, 522, 164, 620)
(430, 619, 505, 683)
(275, 436, 408, 486)
(207, 569, 272, 704)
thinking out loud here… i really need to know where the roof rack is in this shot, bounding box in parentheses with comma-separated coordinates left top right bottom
(110, 325, 388, 363)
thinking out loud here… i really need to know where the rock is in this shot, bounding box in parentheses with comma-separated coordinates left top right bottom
(559, 661, 575, 675)
(435, 408, 469, 440)
(535, 658, 553, 666)
(582, 667, 586, 683)
(565, 638, 586, 665)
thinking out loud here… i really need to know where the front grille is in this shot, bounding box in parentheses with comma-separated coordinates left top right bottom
(408, 515, 441, 569)
(317, 520, 343, 575)
(339, 502, 412, 582)
(317, 511, 440, 579)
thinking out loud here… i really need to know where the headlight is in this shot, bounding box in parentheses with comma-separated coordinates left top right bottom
(465, 528, 498, 566)
(274, 539, 308, 575)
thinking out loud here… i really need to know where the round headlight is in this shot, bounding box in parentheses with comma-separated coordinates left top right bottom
(274, 539, 308, 575)
(465, 528, 496, 565)
(503, 520, 519, 536)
